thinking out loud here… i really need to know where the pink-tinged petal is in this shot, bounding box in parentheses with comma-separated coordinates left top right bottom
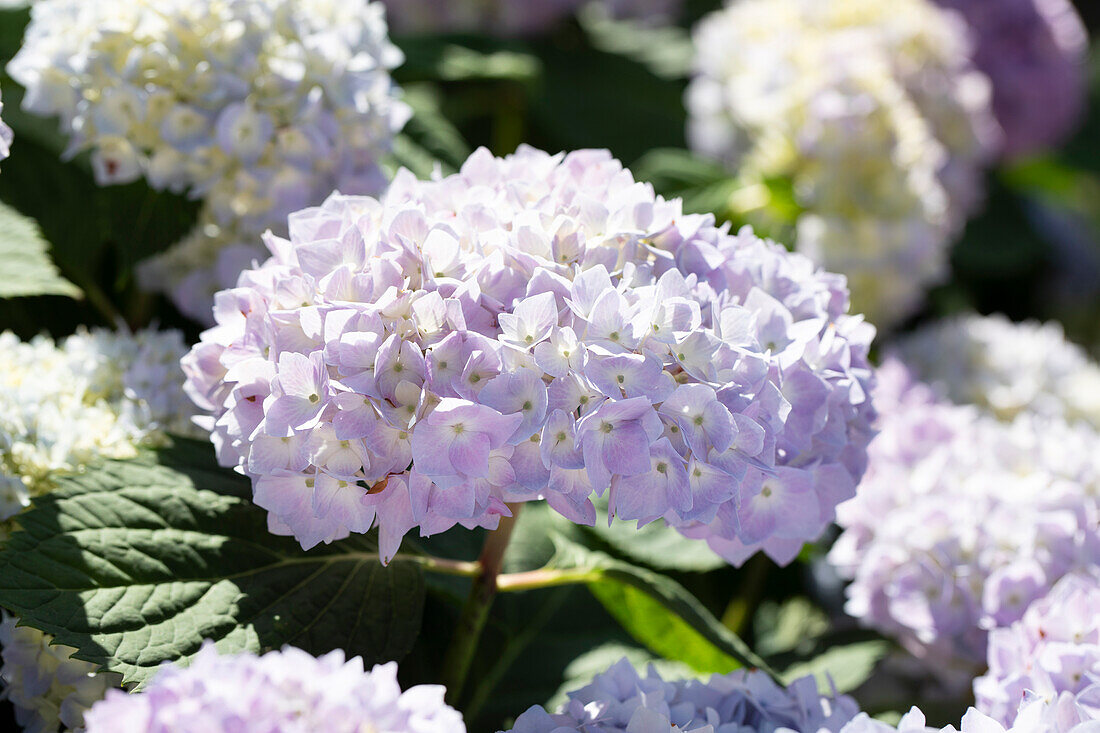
(276, 351, 321, 399)
(448, 430, 491, 478)
(264, 395, 325, 436)
(410, 429, 457, 477)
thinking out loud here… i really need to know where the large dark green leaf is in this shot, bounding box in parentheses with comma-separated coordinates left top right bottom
(0, 201, 81, 298)
(0, 438, 425, 687)
(581, 497, 726, 572)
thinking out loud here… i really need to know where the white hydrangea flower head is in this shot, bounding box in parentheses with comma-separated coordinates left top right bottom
(687, 0, 998, 330)
(83, 643, 464, 733)
(505, 657, 861, 732)
(889, 314, 1100, 429)
(0, 327, 195, 516)
(8, 0, 409, 318)
(975, 572, 1100, 727)
(0, 613, 120, 733)
(182, 146, 877, 566)
(830, 360, 1100, 671)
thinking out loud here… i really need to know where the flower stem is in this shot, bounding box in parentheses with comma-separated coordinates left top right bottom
(495, 566, 603, 592)
(441, 505, 522, 705)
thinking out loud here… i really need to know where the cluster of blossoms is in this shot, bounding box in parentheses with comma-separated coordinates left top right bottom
(888, 314, 1100, 429)
(0, 90, 11, 168)
(829, 360, 1100, 670)
(0, 615, 119, 733)
(975, 573, 1100, 727)
(505, 657, 860, 732)
(83, 644, 464, 732)
(0, 327, 194, 521)
(843, 698, 1100, 733)
(381, 0, 681, 36)
(8, 0, 409, 322)
(182, 146, 877, 565)
(687, 0, 998, 329)
(931, 0, 1087, 157)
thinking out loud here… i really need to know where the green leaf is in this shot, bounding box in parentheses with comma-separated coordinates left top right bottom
(0, 201, 82, 299)
(577, 4, 694, 80)
(753, 597, 830, 658)
(0, 438, 425, 687)
(582, 496, 726, 572)
(778, 640, 889, 695)
(550, 537, 772, 677)
(397, 38, 541, 84)
(401, 84, 472, 171)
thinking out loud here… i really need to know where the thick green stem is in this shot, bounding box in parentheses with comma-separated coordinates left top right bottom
(441, 505, 521, 705)
(495, 566, 602, 592)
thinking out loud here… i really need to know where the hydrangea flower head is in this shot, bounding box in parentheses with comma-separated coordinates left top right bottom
(505, 657, 860, 732)
(888, 314, 1100, 429)
(975, 573, 1100, 727)
(0, 614, 120, 733)
(840, 698, 1100, 733)
(83, 643, 464, 733)
(687, 0, 998, 329)
(829, 360, 1100, 670)
(931, 0, 1087, 157)
(0, 327, 196, 520)
(8, 0, 409, 319)
(183, 146, 877, 565)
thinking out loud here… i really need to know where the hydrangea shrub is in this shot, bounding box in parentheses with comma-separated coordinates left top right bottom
(687, 0, 998, 329)
(830, 360, 1100, 669)
(504, 657, 861, 732)
(83, 644, 464, 733)
(8, 0, 409, 321)
(182, 146, 877, 565)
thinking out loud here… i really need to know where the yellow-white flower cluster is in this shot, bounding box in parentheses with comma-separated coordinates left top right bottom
(687, 0, 999, 329)
(0, 328, 194, 522)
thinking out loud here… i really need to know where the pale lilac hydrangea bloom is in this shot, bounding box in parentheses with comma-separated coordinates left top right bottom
(687, 0, 998, 330)
(8, 0, 409, 323)
(0, 90, 11, 166)
(182, 146, 877, 565)
(840, 698, 1100, 733)
(975, 573, 1100, 727)
(83, 643, 464, 733)
(830, 360, 1100, 671)
(889, 314, 1100, 429)
(932, 0, 1087, 157)
(504, 657, 860, 732)
(0, 614, 120, 733)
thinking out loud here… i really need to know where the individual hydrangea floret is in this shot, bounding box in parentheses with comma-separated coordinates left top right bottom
(0, 327, 196, 521)
(687, 0, 998, 329)
(0, 89, 11, 167)
(182, 146, 877, 565)
(83, 643, 464, 733)
(8, 0, 409, 320)
(975, 573, 1100, 727)
(888, 314, 1100, 429)
(829, 360, 1100, 670)
(931, 0, 1087, 157)
(0, 614, 120, 733)
(504, 657, 860, 732)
